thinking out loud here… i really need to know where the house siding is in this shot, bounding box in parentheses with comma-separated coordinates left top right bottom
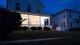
(50, 9, 80, 31)
(6, 0, 44, 13)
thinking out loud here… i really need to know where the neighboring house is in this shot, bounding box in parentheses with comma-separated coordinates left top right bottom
(6, 0, 44, 13)
(5, 0, 50, 28)
(20, 12, 50, 27)
(50, 9, 80, 31)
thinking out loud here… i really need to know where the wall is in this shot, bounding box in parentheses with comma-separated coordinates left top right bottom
(50, 10, 80, 31)
(67, 11, 80, 29)
(7, 0, 44, 13)
(50, 11, 68, 31)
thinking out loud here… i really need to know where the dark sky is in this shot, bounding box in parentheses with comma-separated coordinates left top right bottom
(40, 0, 80, 15)
(0, 0, 80, 15)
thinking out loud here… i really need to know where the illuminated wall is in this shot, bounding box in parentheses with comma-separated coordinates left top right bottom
(20, 13, 50, 27)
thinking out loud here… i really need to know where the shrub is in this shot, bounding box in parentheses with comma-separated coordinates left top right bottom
(21, 26, 29, 31)
(0, 8, 22, 36)
(36, 27, 42, 31)
(69, 27, 80, 32)
(43, 27, 51, 31)
(30, 27, 37, 31)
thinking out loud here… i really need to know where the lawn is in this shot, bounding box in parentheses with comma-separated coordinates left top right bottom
(1, 31, 80, 45)
(7, 37, 80, 45)
(6, 31, 80, 40)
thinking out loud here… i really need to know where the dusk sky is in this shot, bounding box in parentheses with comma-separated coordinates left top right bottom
(0, 0, 80, 15)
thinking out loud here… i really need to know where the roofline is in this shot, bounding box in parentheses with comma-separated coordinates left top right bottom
(17, 11, 50, 17)
(51, 9, 80, 18)
(9, 10, 50, 17)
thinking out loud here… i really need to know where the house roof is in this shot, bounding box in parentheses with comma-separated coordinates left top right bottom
(51, 9, 80, 18)
(18, 11, 50, 17)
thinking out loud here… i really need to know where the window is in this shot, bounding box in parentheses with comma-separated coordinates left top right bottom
(15, 2, 20, 11)
(73, 21, 75, 25)
(63, 15, 65, 18)
(71, 22, 72, 28)
(62, 22, 65, 27)
(63, 23, 65, 27)
(69, 15, 71, 18)
(44, 19, 49, 25)
(78, 16, 80, 18)
(27, 5, 31, 12)
(69, 12, 71, 18)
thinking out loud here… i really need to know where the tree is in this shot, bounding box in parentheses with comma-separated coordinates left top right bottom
(0, 8, 22, 36)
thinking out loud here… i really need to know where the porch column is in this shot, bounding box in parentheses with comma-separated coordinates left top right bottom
(39, 15, 41, 27)
(48, 18, 50, 27)
(28, 14, 30, 28)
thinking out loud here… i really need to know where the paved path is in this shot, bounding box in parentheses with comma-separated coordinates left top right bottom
(0, 37, 71, 44)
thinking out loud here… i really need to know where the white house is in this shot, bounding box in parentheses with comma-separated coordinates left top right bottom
(5, 0, 50, 28)
(6, 0, 44, 13)
(50, 9, 80, 31)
